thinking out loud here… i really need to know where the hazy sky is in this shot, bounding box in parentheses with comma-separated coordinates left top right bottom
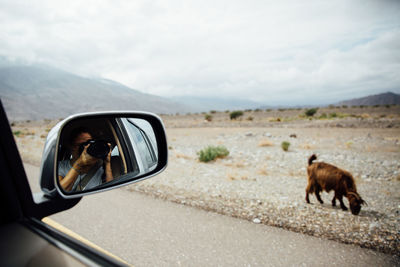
(1, 0, 399, 105)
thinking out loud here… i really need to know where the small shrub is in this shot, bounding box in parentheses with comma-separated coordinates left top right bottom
(281, 141, 290, 151)
(361, 113, 371, 119)
(230, 110, 244, 120)
(329, 112, 337, 118)
(259, 139, 273, 147)
(198, 145, 229, 162)
(319, 113, 327, 119)
(342, 105, 348, 108)
(210, 110, 217, 114)
(13, 131, 22, 137)
(205, 114, 212, 121)
(345, 141, 353, 149)
(305, 108, 318, 117)
(257, 167, 268, 175)
(247, 116, 254, 121)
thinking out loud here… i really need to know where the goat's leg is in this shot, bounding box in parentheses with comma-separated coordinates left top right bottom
(338, 195, 348, 211)
(332, 194, 337, 207)
(315, 189, 324, 204)
(305, 181, 312, 203)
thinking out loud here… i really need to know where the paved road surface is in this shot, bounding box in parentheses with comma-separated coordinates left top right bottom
(24, 163, 398, 266)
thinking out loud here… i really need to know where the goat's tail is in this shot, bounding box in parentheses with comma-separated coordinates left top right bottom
(308, 154, 317, 166)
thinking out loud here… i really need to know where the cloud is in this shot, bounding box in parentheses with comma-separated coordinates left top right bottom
(1, 0, 399, 105)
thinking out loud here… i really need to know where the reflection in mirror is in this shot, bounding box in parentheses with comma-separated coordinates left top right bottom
(57, 116, 159, 194)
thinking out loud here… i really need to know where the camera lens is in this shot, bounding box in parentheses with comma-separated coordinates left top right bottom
(86, 140, 109, 159)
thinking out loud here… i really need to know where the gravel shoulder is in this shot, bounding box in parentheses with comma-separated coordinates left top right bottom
(13, 113, 400, 256)
(129, 126, 400, 256)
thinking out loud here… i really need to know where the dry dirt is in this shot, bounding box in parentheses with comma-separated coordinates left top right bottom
(11, 106, 400, 256)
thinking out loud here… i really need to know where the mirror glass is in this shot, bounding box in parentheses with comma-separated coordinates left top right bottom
(57, 116, 159, 194)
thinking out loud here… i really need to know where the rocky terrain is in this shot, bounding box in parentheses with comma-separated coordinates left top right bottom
(11, 106, 400, 256)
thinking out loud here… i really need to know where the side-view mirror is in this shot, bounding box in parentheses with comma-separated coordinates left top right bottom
(40, 112, 168, 198)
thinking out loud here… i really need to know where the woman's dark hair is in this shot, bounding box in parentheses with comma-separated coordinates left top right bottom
(68, 127, 93, 145)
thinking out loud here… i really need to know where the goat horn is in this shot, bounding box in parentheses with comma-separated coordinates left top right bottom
(361, 198, 368, 206)
(347, 192, 360, 200)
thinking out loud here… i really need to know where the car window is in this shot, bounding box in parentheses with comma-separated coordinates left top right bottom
(121, 118, 157, 172)
(111, 145, 119, 157)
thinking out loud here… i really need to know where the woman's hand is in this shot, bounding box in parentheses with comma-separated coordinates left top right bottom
(104, 143, 112, 164)
(75, 144, 98, 168)
(104, 143, 113, 182)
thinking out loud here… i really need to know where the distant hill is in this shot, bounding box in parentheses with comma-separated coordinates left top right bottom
(169, 96, 262, 112)
(336, 92, 400, 106)
(0, 63, 193, 121)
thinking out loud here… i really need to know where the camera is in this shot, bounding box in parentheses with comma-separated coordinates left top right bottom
(79, 140, 109, 159)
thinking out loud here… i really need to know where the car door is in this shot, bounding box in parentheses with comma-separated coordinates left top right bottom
(0, 100, 168, 266)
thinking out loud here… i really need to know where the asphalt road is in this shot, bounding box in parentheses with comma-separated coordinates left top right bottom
(24, 163, 398, 266)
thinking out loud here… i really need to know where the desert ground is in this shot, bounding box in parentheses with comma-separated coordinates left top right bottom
(11, 105, 400, 255)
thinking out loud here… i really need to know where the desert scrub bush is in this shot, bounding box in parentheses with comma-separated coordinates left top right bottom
(319, 113, 327, 119)
(13, 130, 22, 137)
(305, 108, 318, 117)
(230, 110, 244, 120)
(259, 139, 273, 147)
(198, 145, 229, 162)
(210, 110, 217, 114)
(329, 112, 337, 118)
(281, 141, 290, 151)
(361, 113, 371, 119)
(204, 114, 212, 121)
(246, 116, 254, 121)
(345, 141, 353, 149)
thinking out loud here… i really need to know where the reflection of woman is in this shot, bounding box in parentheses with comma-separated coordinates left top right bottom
(58, 127, 113, 192)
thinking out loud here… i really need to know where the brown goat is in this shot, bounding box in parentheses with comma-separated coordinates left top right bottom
(305, 154, 366, 215)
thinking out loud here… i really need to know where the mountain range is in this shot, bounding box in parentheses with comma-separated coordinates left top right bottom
(336, 92, 400, 106)
(0, 63, 193, 121)
(0, 61, 398, 121)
